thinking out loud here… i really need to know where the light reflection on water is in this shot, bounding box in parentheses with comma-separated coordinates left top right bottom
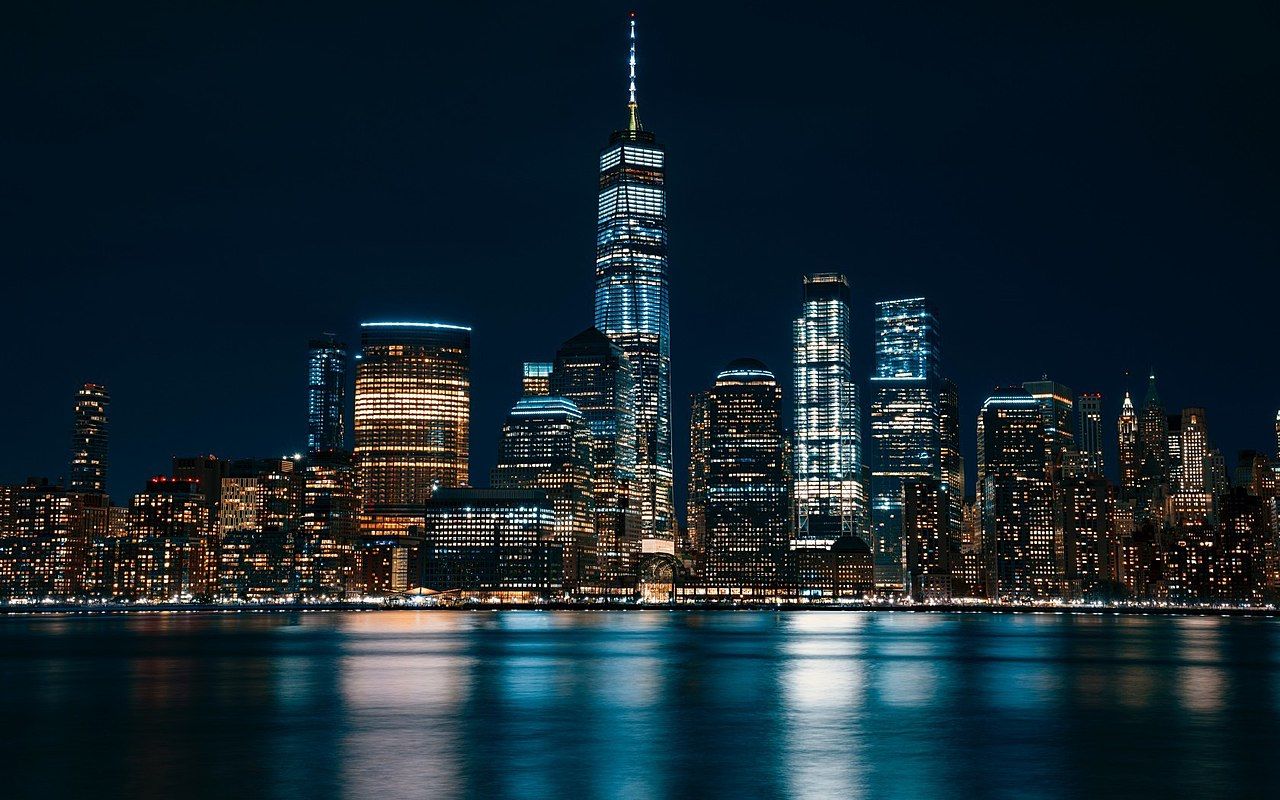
(0, 611, 1277, 799)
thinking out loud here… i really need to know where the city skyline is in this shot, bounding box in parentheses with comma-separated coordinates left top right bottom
(5, 3, 1278, 513)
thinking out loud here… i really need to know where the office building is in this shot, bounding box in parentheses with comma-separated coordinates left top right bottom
(552, 327, 639, 589)
(492, 395, 596, 589)
(793, 273, 864, 549)
(354, 321, 471, 533)
(699, 360, 789, 586)
(869, 297, 940, 590)
(593, 15, 673, 549)
(307, 334, 347, 453)
(422, 488, 561, 599)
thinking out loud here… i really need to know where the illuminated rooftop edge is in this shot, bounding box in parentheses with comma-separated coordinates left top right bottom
(361, 321, 472, 332)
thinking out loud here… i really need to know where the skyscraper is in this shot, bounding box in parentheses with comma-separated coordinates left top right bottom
(1023, 380, 1075, 477)
(793, 273, 864, 549)
(307, 334, 347, 454)
(699, 360, 789, 586)
(354, 321, 471, 530)
(492, 395, 596, 589)
(869, 298, 940, 590)
(686, 390, 710, 560)
(938, 378, 965, 541)
(593, 14, 673, 550)
(298, 448, 358, 599)
(979, 387, 1059, 599)
(70, 383, 109, 495)
(1137, 374, 1170, 521)
(551, 327, 639, 588)
(217, 457, 303, 600)
(1076, 392, 1104, 475)
(1117, 392, 1139, 498)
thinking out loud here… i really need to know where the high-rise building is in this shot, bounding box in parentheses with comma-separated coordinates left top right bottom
(1137, 374, 1170, 521)
(1117, 392, 1139, 498)
(172, 455, 230, 509)
(552, 327, 639, 588)
(938, 378, 965, 541)
(686, 390, 710, 562)
(903, 478, 950, 601)
(979, 387, 1060, 599)
(117, 477, 216, 601)
(492, 395, 596, 589)
(1023, 380, 1075, 477)
(354, 321, 471, 530)
(699, 360, 789, 586)
(422, 488, 561, 599)
(69, 383, 109, 496)
(307, 334, 347, 453)
(1062, 473, 1110, 598)
(297, 449, 358, 599)
(217, 457, 303, 600)
(793, 273, 864, 549)
(593, 15, 673, 550)
(0, 479, 84, 599)
(1076, 392, 1104, 475)
(869, 298, 940, 590)
(1168, 407, 1213, 523)
(521, 362, 553, 397)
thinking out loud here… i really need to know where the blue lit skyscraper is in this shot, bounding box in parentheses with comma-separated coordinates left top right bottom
(792, 273, 865, 549)
(307, 334, 347, 454)
(869, 298, 941, 590)
(593, 14, 673, 551)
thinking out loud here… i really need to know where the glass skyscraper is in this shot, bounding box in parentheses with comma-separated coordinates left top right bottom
(869, 298, 940, 590)
(307, 334, 347, 454)
(70, 383, 109, 495)
(593, 15, 673, 550)
(792, 273, 864, 549)
(353, 321, 471, 527)
(492, 395, 596, 589)
(700, 360, 789, 585)
(552, 327, 639, 588)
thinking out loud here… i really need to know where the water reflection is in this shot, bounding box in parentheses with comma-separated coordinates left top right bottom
(0, 611, 1278, 799)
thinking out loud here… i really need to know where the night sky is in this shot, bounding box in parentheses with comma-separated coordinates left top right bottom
(4, 2, 1278, 507)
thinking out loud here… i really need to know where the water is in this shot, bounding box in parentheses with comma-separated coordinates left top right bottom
(1, 611, 1278, 799)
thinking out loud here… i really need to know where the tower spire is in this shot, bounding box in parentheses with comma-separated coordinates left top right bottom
(627, 12, 640, 132)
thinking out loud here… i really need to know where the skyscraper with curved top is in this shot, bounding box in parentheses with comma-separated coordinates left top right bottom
(353, 321, 470, 531)
(593, 14, 673, 550)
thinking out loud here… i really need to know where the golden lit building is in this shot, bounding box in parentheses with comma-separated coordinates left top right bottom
(354, 320, 471, 536)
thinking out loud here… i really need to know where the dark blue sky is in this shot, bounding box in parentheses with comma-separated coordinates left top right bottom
(4, 2, 1278, 505)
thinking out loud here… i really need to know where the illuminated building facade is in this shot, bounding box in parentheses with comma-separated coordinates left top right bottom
(492, 396, 596, 589)
(979, 387, 1060, 599)
(1076, 392, 1104, 475)
(0, 480, 83, 599)
(793, 273, 864, 549)
(700, 360, 789, 586)
(1062, 473, 1110, 597)
(307, 334, 347, 453)
(522, 362, 553, 397)
(217, 457, 303, 600)
(422, 488, 561, 598)
(551, 327, 639, 588)
(1117, 392, 1139, 498)
(116, 477, 216, 601)
(593, 16, 673, 550)
(938, 378, 964, 541)
(354, 321, 471, 533)
(903, 478, 950, 601)
(686, 390, 710, 561)
(1137, 374, 1171, 522)
(297, 449, 359, 598)
(1023, 380, 1075, 477)
(70, 383, 109, 495)
(869, 297, 940, 590)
